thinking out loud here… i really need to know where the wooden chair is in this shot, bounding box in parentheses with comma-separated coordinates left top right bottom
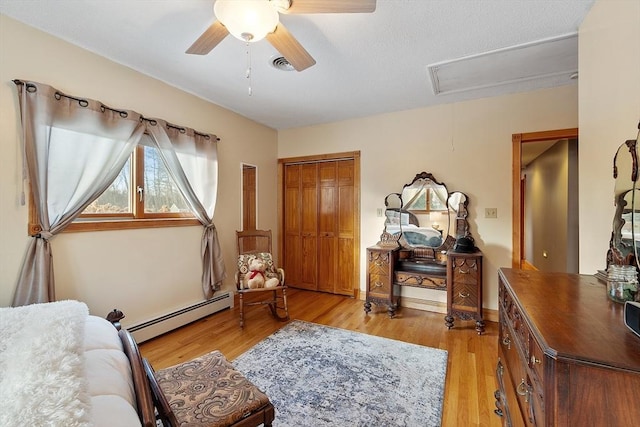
(235, 229, 289, 328)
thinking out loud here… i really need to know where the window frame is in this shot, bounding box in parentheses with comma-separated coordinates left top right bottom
(28, 145, 200, 235)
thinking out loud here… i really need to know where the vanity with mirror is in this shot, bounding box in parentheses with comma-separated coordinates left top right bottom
(601, 125, 640, 304)
(365, 172, 484, 332)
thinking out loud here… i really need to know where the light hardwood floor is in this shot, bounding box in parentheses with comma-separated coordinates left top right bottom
(140, 289, 502, 427)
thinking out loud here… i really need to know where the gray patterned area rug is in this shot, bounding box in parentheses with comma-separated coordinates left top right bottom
(233, 320, 448, 426)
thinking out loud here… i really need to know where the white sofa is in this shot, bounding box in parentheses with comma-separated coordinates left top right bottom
(0, 301, 151, 427)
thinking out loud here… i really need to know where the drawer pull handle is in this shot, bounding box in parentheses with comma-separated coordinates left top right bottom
(517, 380, 530, 402)
(530, 355, 541, 365)
(501, 336, 511, 349)
(374, 261, 383, 267)
(459, 292, 470, 298)
(458, 269, 470, 274)
(373, 282, 383, 288)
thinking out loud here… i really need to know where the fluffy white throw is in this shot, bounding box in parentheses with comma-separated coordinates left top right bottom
(0, 300, 92, 427)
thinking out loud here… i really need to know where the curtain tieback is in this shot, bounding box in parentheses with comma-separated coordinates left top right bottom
(204, 224, 216, 232)
(34, 231, 53, 240)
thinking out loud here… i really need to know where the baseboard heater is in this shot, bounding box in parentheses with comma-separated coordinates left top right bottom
(127, 291, 233, 343)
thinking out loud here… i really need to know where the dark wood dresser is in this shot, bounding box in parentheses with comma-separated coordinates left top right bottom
(496, 268, 640, 426)
(445, 251, 484, 333)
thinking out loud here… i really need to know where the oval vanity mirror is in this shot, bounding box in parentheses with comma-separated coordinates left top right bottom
(610, 134, 640, 270)
(448, 191, 469, 239)
(383, 193, 403, 236)
(400, 173, 450, 249)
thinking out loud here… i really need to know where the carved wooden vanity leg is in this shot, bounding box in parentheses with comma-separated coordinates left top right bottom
(364, 301, 371, 314)
(387, 305, 396, 318)
(444, 314, 454, 329)
(476, 319, 485, 335)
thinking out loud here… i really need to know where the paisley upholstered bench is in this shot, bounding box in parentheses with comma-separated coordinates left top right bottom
(143, 348, 274, 427)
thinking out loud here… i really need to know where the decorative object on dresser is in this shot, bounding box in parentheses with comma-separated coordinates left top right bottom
(494, 268, 640, 426)
(445, 249, 484, 334)
(364, 171, 478, 318)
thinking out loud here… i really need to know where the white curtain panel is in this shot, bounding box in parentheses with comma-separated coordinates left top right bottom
(146, 121, 226, 298)
(13, 81, 143, 306)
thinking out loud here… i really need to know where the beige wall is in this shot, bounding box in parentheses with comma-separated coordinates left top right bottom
(279, 86, 579, 311)
(0, 15, 279, 325)
(579, 0, 640, 274)
(2, 0, 635, 322)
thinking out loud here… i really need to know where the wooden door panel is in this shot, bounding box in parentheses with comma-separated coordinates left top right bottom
(318, 161, 336, 183)
(300, 236, 317, 289)
(284, 187, 299, 232)
(242, 166, 256, 231)
(336, 237, 354, 295)
(284, 164, 302, 287)
(284, 234, 301, 286)
(318, 237, 336, 292)
(338, 185, 354, 236)
(319, 186, 337, 235)
(337, 160, 354, 185)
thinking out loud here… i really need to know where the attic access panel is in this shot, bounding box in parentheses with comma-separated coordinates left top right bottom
(428, 33, 578, 95)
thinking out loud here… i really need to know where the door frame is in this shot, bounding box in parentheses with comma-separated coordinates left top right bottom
(512, 128, 578, 268)
(278, 151, 361, 297)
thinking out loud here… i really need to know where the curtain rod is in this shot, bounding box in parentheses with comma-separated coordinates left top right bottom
(13, 79, 220, 142)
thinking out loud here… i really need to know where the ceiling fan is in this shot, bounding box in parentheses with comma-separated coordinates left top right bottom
(186, 0, 377, 71)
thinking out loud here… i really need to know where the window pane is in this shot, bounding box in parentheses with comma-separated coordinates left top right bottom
(143, 146, 190, 213)
(83, 157, 132, 214)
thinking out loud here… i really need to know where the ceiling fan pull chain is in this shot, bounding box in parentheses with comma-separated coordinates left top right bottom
(246, 41, 253, 96)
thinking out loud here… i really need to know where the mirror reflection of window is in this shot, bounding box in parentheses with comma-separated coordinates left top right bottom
(403, 181, 448, 212)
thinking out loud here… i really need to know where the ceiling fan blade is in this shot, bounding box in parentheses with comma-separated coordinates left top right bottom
(186, 21, 229, 55)
(285, 0, 376, 14)
(266, 23, 316, 71)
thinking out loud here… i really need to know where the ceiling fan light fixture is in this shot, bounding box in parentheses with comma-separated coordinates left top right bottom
(214, 0, 279, 43)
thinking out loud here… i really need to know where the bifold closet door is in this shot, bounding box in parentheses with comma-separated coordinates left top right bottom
(284, 163, 318, 291)
(283, 159, 355, 295)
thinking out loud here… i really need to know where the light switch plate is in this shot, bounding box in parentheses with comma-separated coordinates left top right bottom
(485, 208, 497, 219)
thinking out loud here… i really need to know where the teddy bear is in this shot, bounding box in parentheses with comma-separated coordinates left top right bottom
(244, 258, 267, 289)
(264, 274, 280, 288)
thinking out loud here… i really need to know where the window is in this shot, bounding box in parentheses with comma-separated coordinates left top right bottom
(403, 187, 448, 212)
(64, 134, 198, 232)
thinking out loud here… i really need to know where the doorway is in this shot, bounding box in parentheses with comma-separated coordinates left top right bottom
(241, 163, 257, 231)
(512, 128, 579, 271)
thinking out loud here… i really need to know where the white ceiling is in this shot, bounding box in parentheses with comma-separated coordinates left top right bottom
(0, 0, 595, 130)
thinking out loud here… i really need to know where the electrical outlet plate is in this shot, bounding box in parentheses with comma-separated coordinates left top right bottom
(485, 208, 497, 219)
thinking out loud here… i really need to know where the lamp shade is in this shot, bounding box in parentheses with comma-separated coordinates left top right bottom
(214, 0, 279, 42)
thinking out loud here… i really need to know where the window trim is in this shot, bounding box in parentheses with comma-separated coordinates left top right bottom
(27, 145, 200, 235)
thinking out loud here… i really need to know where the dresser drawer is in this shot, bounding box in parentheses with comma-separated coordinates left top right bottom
(500, 315, 538, 427)
(368, 251, 391, 275)
(394, 270, 446, 289)
(451, 281, 479, 308)
(451, 257, 480, 283)
(368, 273, 390, 294)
